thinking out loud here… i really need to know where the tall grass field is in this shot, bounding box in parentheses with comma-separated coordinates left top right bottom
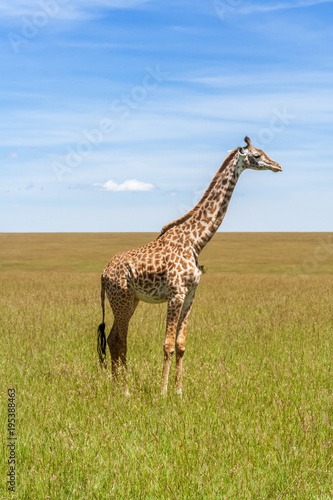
(1, 232, 332, 499)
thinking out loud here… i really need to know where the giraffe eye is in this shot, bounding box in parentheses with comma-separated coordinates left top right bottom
(253, 154, 260, 159)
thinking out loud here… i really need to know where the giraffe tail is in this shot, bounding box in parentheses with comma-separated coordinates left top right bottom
(97, 277, 106, 365)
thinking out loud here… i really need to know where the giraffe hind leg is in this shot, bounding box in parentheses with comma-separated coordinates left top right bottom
(107, 295, 139, 393)
(107, 323, 121, 379)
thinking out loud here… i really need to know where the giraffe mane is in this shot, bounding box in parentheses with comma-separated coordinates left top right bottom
(157, 148, 238, 237)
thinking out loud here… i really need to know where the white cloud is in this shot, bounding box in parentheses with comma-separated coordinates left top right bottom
(176, 70, 333, 88)
(235, 0, 333, 15)
(0, 0, 154, 19)
(94, 179, 155, 191)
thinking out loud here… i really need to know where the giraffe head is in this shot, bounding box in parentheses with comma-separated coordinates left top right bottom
(237, 136, 282, 173)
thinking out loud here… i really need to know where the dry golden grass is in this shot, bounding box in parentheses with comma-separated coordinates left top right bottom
(0, 232, 332, 274)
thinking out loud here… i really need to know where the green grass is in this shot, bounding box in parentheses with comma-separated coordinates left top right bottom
(1, 233, 333, 499)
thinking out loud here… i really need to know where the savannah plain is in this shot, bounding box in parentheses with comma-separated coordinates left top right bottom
(1, 232, 332, 499)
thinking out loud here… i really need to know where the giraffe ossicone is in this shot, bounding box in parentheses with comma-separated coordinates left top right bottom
(97, 137, 282, 396)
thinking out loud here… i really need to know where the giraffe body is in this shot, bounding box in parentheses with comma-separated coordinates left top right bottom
(98, 137, 282, 395)
(103, 238, 200, 306)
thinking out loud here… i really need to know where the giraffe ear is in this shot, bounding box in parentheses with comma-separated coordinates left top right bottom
(237, 146, 247, 157)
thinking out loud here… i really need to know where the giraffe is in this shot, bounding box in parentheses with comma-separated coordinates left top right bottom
(97, 137, 282, 396)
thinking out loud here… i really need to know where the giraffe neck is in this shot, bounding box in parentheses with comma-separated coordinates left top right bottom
(181, 152, 243, 256)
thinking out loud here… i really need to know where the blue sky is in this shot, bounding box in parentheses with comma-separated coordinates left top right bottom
(1, 0, 333, 232)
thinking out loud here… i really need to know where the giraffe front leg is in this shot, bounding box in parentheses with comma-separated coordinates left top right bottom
(161, 295, 184, 397)
(175, 289, 196, 397)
